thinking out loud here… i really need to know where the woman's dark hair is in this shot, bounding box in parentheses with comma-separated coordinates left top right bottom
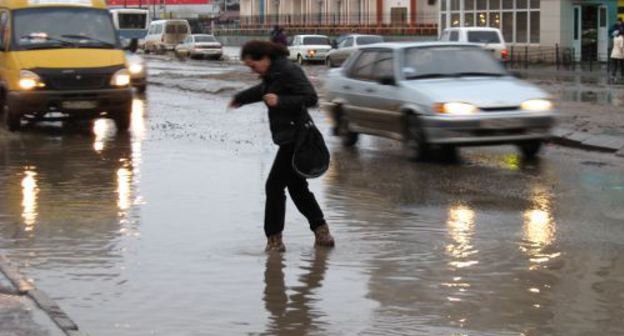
(241, 40, 289, 61)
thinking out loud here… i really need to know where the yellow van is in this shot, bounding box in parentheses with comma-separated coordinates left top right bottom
(0, 0, 132, 131)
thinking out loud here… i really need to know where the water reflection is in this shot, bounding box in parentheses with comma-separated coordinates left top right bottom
(446, 204, 478, 269)
(21, 168, 39, 231)
(92, 119, 115, 153)
(263, 251, 330, 336)
(522, 184, 558, 267)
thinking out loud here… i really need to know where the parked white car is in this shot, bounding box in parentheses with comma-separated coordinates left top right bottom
(144, 19, 191, 54)
(323, 42, 556, 160)
(326, 34, 384, 67)
(288, 35, 332, 65)
(440, 27, 509, 61)
(175, 34, 223, 59)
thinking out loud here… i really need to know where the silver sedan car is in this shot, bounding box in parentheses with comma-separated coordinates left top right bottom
(323, 42, 556, 159)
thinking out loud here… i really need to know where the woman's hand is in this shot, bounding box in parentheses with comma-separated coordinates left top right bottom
(263, 94, 279, 107)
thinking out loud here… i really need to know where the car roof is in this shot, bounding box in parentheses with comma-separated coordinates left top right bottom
(295, 35, 329, 38)
(444, 27, 502, 32)
(0, 0, 107, 9)
(192, 34, 215, 36)
(151, 19, 189, 24)
(359, 41, 480, 50)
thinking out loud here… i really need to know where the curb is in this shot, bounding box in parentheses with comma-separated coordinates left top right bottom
(549, 127, 624, 156)
(0, 255, 86, 336)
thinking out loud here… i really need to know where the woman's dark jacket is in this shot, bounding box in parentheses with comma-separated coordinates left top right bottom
(234, 57, 318, 145)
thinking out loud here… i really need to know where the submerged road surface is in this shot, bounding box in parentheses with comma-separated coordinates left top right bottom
(1, 58, 624, 335)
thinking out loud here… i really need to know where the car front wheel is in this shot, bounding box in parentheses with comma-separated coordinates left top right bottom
(336, 115, 358, 147)
(3, 100, 22, 131)
(112, 108, 132, 133)
(518, 140, 543, 159)
(297, 55, 305, 65)
(404, 114, 429, 161)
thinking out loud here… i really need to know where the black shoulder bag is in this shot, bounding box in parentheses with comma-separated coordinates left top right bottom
(292, 107, 330, 179)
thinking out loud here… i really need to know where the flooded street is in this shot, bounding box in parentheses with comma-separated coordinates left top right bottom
(1, 59, 624, 335)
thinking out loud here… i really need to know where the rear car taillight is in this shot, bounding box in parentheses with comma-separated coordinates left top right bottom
(501, 49, 509, 60)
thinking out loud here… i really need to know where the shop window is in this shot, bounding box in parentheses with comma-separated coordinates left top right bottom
(502, 0, 513, 9)
(530, 11, 540, 43)
(516, 11, 527, 43)
(489, 12, 501, 28)
(465, 12, 475, 26)
(502, 12, 514, 42)
(465, 0, 475, 11)
(489, 0, 500, 10)
(530, 0, 540, 9)
(451, 0, 460, 11)
(477, 0, 487, 10)
(517, 0, 527, 9)
(477, 12, 487, 26)
(451, 13, 461, 26)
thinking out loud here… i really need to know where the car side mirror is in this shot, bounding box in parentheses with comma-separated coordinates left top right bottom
(378, 76, 396, 86)
(331, 40, 338, 49)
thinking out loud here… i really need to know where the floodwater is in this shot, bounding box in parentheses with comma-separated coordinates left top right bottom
(1, 60, 624, 335)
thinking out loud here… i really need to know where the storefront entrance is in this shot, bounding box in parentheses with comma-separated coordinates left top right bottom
(573, 5, 609, 62)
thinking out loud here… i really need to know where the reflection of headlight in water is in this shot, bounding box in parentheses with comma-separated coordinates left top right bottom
(448, 205, 475, 243)
(93, 119, 114, 152)
(131, 99, 146, 139)
(524, 209, 555, 247)
(117, 167, 132, 211)
(22, 169, 39, 230)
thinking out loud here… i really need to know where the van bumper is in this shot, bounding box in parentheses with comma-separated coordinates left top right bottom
(7, 88, 133, 120)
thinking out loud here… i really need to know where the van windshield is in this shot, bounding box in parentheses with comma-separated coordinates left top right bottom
(13, 7, 118, 50)
(165, 24, 189, 34)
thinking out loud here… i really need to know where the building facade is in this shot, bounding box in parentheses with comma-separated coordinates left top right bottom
(239, 0, 438, 26)
(439, 0, 619, 61)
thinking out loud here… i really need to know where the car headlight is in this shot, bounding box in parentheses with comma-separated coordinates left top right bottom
(128, 63, 144, 75)
(521, 99, 553, 112)
(110, 69, 131, 87)
(18, 70, 45, 90)
(307, 49, 316, 56)
(434, 102, 479, 115)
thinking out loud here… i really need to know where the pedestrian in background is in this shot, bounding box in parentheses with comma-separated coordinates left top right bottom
(610, 17, 624, 36)
(270, 25, 288, 47)
(611, 30, 624, 79)
(229, 41, 335, 252)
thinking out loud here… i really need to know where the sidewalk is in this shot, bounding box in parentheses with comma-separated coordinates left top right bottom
(0, 255, 84, 336)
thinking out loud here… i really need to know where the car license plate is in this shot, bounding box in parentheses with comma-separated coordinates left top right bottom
(481, 119, 524, 129)
(62, 101, 97, 110)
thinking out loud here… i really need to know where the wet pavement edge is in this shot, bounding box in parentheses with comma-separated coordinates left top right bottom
(550, 127, 624, 157)
(0, 255, 85, 336)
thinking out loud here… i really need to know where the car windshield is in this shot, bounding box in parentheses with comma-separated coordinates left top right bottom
(194, 35, 217, 42)
(13, 7, 118, 50)
(357, 36, 384, 45)
(467, 31, 501, 44)
(403, 46, 507, 79)
(303, 37, 330, 45)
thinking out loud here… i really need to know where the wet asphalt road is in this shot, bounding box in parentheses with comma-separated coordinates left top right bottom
(1, 58, 624, 335)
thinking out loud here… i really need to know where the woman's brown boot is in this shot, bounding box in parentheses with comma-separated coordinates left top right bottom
(314, 224, 335, 247)
(265, 234, 286, 252)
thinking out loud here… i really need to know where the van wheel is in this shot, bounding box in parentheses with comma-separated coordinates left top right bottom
(297, 55, 305, 65)
(404, 114, 429, 161)
(112, 108, 131, 133)
(4, 102, 22, 131)
(136, 85, 147, 94)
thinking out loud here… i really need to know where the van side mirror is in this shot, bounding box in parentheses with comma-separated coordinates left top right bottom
(124, 38, 139, 53)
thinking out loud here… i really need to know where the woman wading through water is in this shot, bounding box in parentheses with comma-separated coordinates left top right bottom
(229, 41, 335, 252)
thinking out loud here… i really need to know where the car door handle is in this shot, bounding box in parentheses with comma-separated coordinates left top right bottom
(366, 88, 375, 93)
(343, 85, 352, 90)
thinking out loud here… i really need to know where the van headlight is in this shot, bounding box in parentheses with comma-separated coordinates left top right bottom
(128, 63, 144, 75)
(434, 102, 478, 115)
(110, 69, 131, 87)
(18, 70, 45, 90)
(521, 99, 553, 112)
(307, 49, 316, 56)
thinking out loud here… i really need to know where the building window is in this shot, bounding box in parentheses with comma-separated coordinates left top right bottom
(516, 11, 527, 43)
(440, 0, 541, 44)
